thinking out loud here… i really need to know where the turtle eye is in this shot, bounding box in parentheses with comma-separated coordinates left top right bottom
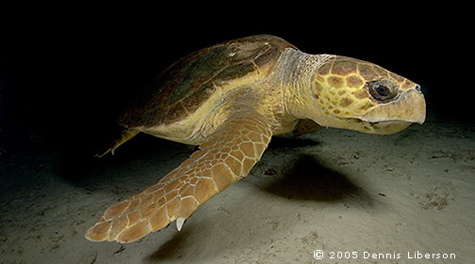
(374, 84, 390, 97)
(367, 80, 398, 102)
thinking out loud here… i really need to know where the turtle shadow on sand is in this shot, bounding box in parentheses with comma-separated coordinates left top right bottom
(146, 230, 192, 261)
(263, 154, 365, 201)
(263, 136, 368, 202)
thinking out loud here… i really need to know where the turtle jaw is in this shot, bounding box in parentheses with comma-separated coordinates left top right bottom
(358, 87, 426, 134)
(359, 120, 413, 135)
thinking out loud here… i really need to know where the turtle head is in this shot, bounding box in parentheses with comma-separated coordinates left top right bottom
(311, 56, 425, 134)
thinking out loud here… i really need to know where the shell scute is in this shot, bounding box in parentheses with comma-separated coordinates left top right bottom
(214, 61, 257, 85)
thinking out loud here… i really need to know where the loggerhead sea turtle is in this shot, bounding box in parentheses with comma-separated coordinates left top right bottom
(85, 35, 425, 243)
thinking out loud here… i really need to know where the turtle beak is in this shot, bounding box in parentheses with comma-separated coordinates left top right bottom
(362, 86, 426, 125)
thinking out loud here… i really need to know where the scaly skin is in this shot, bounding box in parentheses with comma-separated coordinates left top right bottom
(85, 35, 425, 243)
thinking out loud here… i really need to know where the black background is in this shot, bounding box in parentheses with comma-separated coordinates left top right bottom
(0, 3, 471, 154)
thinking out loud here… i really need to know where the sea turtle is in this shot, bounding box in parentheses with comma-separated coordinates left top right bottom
(85, 35, 425, 243)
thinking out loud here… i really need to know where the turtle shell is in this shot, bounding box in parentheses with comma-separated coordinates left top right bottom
(118, 35, 296, 128)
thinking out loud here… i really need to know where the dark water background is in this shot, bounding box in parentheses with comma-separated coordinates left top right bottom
(0, 2, 471, 170)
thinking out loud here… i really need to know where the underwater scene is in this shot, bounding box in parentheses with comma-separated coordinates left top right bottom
(1, 3, 473, 264)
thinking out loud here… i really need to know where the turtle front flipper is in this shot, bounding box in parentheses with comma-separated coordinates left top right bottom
(85, 109, 273, 243)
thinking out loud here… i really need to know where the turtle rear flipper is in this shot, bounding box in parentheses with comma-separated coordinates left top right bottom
(85, 109, 272, 242)
(95, 126, 139, 157)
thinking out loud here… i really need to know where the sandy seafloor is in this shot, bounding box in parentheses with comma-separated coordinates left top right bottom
(1, 117, 474, 264)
